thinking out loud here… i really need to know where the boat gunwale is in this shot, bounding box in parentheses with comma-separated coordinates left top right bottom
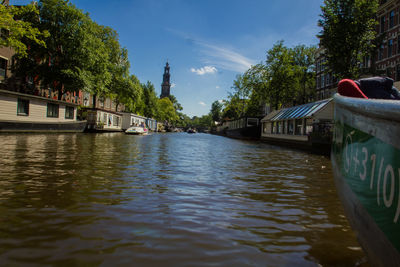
(334, 93, 400, 123)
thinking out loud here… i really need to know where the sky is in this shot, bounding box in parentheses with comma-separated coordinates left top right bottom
(11, 0, 324, 117)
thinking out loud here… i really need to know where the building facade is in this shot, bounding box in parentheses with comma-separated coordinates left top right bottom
(315, 47, 338, 101)
(160, 62, 171, 98)
(376, 0, 400, 88)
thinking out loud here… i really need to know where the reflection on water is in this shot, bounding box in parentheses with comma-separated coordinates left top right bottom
(0, 133, 367, 266)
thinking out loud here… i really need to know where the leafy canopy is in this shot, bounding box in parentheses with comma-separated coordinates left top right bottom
(318, 0, 379, 79)
(0, 2, 48, 57)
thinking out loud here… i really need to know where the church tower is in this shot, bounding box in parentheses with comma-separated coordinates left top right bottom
(160, 62, 171, 98)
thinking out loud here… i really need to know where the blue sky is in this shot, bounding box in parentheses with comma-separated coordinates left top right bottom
(12, 0, 324, 117)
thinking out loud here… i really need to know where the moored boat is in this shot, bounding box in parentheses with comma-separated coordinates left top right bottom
(260, 99, 333, 154)
(215, 117, 262, 140)
(331, 93, 400, 266)
(125, 125, 148, 135)
(187, 128, 197, 134)
(0, 89, 86, 133)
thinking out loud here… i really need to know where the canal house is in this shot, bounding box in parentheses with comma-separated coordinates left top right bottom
(260, 98, 333, 152)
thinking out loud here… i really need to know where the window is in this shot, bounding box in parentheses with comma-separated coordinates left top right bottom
(295, 119, 303, 135)
(113, 116, 120, 126)
(396, 65, 400, 81)
(378, 44, 384, 60)
(387, 67, 392, 77)
(0, 58, 6, 80)
(288, 120, 294, 135)
(398, 36, 400, 54)
(390, 10, 395, 28)
(65, 106, 74, 119)
(17, 99, 29, 116)
(389, 39, 393, 57)
(47, 103, 59, 118)
(381, 16, 385, 33)
(247, 118, 258, 127)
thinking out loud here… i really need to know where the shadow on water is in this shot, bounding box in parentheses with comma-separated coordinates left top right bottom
(0, 133, 368, 266)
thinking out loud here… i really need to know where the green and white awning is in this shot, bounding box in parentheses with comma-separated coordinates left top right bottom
(262, 98, 332, 122)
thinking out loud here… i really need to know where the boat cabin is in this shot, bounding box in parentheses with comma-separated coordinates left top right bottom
(121, 112, 146, 131)
(261, 99, 333, 149)
(85, 109, 123, 132)
(0, 89, 85, 132)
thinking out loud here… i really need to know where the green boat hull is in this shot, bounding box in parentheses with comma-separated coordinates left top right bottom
(332, 94, 400, 266)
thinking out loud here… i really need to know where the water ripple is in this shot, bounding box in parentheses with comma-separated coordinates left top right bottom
(0, 133, 367, 266)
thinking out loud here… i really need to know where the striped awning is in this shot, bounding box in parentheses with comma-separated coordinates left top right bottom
(263, 98, 332, 122)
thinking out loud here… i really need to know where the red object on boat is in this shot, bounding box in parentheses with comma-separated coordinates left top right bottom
(338, 79, 368, 99)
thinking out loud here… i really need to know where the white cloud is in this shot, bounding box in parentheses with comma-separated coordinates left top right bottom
(198, 42, 255, 73)
(171, 83, 176, 88)
(216, 86, 220, 89)
(167, 29, 255, 73)
(198, 101, 206, 106)
(191, 66, 218, 75)
(218, 99, 224, 103)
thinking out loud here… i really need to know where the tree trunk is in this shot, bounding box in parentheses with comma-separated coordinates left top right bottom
(92, 94, 97, 108)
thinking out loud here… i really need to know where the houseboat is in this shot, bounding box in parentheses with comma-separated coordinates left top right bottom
(0, 89, 86, 132)
(85, 108, 123, 132)
(216, 117, 262, 140)
(331, 93, 400, 266)
(82, 94, 124, 132)
(146, 117, 158, 132)
(260, 99, 333, 153)
(121, 112, 147, 131)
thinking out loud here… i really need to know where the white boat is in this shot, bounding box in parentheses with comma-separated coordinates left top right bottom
(125, 126, 148, 135)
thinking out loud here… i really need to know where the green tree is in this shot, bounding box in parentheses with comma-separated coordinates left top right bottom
(156, 97, 178, 123)
(210, 100, 223, 122)
(221, 95, 243, 120)
(292, 44, 316, 104)
(265, 40, 296, 109)
(141, 81, 159, 118)
(0, 2, 48, 57)
(168, 94, 183, 111)
(318, 0, 379, 79)
(242, 63, 269, 116)
(176, 112, 191, 127)
(13, 0, 109, 99)
(231, 74, 251, 117)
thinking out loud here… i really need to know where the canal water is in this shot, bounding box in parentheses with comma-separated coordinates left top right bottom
(0, 132, 367, 266)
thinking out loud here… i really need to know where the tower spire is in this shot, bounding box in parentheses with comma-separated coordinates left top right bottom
(160, 61, 171, 98)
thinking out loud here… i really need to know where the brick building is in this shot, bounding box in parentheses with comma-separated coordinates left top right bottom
(376, 0, 400, 88)
(316, 0, 400, 100)
(315, 47, 338, 101)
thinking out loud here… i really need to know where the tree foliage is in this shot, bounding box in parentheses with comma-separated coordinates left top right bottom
(5, 0, 188, 125)
(318, 0, 379, 79)
(156, 97, 178, 123)
(0, 2, 48, 57)
(210, 100, 223, 122)
(219, 41, 316, 120)
(141, 81, 159, 118)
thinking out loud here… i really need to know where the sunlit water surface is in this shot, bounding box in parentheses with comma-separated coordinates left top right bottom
(0, 132, 367, 266)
